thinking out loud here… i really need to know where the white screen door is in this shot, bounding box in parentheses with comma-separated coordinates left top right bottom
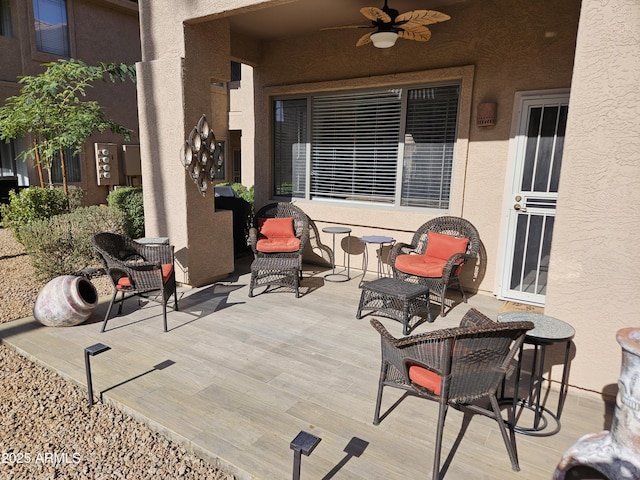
(500, 93, 569, 305)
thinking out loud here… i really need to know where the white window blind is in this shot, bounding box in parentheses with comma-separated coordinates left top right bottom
(401, 85, 459, 208)
(272, 83, 460, 209)
(311, 90, 401, 202)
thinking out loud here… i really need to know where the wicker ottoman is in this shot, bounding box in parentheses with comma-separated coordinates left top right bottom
(249, 257, 301, 298)
(357, 277, 431, 334)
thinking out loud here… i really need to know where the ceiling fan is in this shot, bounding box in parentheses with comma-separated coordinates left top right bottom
(327, 0, 451, 48)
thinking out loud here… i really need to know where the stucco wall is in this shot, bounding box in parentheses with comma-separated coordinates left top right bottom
(137, 0, 640, 395)
(250, 0, 580, 297)
(138, 0, 581, 292)
(545, 1, 640, 392)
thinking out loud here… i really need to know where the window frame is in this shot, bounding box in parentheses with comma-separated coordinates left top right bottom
(0, 0, 12, 37)
(28, 0, 76, 61)
(271, 82, 463, 211)
(265, 66, 474, 214)
(50, 147, 81, 184)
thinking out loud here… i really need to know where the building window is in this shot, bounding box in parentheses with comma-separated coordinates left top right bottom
(0, 139, 17, 177)
(232, 148, 241, 184)
(33, 0, 69, 56)
(231, 61, 242, 82)
(0, 0, 12, 37)
(0, 138, 29, 185)
(51, 147, 80, 183)
(273, 83, 460, 209)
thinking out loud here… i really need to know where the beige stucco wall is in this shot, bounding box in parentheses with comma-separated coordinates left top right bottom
(138, 0, 580, 288)
(137, 0, 640, 393)
(137, 5, 236, 285)
(249, 0, 580, 298)
(545, 0, 640, 393)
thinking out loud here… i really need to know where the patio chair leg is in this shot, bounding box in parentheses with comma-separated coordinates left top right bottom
(457, 279, 467, 303)
(432, 401, 448, 480)
(440, 287, 447, 317)
(117, 290, 125, 315)
(490, 394, 520, 471)
(101, 290, 118, 333)
(162, 298, 168, 332)
(174, 283, 179, 311)
(373, 363, 389, 425)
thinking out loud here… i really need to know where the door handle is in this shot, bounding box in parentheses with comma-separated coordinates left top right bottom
(514, 203, 527, 212)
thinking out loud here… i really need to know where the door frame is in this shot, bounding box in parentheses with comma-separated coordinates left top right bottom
(495, 88, 570, 303)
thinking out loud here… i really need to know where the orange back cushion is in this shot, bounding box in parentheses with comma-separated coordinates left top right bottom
(425, 231, 469, 260)
(259, 217, 295, 238)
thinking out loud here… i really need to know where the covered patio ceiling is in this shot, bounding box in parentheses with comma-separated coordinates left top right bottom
(226, 0, 468, 41)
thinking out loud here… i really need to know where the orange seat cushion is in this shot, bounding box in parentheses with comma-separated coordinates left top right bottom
(408, 365, 442, 395)
(395, 255, 448, 277)
(396, 231, 469, 277)
(256, 237, 301, 253)
(425, 231, 469, 260)
(259, 217, 295, 238)
(117, 264, 174, 289)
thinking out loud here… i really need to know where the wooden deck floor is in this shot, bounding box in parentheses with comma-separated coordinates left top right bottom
(0, 257, 613, 479)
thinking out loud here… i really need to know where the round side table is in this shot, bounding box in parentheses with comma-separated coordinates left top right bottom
(322, 226, 351, 282)
(497, 311, 575, 436)
(359, 235, 395, 287)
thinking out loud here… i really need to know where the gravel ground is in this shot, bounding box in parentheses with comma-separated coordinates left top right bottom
(0, 227, 235, 480)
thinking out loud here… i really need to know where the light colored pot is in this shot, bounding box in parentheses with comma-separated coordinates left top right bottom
(33, 275, 98, 327)
(554, 328, 640, 479)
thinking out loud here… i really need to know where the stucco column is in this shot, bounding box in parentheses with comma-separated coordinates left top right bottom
(136, 19, 234, 287)
(545, 2, 640, 393)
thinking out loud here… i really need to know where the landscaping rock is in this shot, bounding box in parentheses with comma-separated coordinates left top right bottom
(0, 228, 235, 479)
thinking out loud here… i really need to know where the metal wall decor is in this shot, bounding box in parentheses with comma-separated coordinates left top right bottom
(182, 114, 225, 196)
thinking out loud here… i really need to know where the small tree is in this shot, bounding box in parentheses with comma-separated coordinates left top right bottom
(0, 59, 136, 197)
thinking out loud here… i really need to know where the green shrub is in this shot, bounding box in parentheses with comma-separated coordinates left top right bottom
(107, 186, 144, 239)
(219, 182, 254, 206)
(65, 185, 86, 210)
(0, 187, 68, 242)
(19, 206, 125, 281)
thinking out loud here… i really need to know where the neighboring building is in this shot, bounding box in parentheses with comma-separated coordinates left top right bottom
(0, 0, 140, 206)
(136, 0, 640, 395)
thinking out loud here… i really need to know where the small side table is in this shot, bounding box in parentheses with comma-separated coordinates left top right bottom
(359, 235, 395, 287)
(497, 312, 575, 436)
(357, 277, 431, 335)
(322, 226, 351, 282)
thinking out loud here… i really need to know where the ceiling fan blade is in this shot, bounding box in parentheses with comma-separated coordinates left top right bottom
(321, 24, 371, 31)
(356, 31, 374, 47)
(395, 10, 451, 26)
(398, 27, 432, 42)
(360, 6, 391, 23)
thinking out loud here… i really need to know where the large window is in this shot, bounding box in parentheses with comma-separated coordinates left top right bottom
(33, 0, 69, 56)
(273, 83, 460, 209)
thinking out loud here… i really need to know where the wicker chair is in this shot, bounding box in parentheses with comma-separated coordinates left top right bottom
(390, 216, 480, 317)
(91, 232, 178, 332)
(247, 202, 310, 297)
(371, 308, 533, 479)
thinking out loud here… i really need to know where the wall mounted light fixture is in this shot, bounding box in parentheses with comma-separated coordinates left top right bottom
(477, 102, 497, 127)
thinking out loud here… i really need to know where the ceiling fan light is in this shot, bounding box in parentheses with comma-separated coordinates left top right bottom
(370, 31, 398, 48)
